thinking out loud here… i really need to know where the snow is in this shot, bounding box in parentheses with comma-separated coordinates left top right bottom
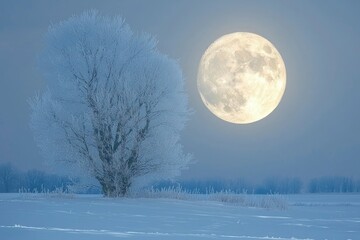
(0, 194, 359, 239)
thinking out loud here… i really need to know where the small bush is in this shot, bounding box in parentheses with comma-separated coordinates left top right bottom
(133, 187, 287, 210)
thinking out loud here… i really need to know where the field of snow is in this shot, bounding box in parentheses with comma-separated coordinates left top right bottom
(0, 193, 359, 240)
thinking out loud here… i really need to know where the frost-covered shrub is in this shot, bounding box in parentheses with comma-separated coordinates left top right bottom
(135, 187, 288, 210)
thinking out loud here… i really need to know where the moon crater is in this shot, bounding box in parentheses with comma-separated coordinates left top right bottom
(197, 32, 286, 124)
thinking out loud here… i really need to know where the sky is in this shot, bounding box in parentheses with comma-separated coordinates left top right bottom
(1, 0, 359, 183)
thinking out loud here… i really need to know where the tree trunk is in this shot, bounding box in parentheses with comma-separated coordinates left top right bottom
(97, 171, 132, 197)
(119, 174, 131, 196)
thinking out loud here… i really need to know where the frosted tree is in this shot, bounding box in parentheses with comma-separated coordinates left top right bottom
(30, 11, 191, 197)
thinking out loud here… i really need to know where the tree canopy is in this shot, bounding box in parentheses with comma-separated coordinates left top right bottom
(30, 11, 191, 197)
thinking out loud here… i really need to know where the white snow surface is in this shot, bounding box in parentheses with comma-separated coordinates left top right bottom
(0, 193, 359, 240)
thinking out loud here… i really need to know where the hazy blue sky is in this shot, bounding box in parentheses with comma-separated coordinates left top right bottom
(1, 0, 359, 183)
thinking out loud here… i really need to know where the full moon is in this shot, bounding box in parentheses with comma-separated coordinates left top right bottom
(197, 32, 286, 124)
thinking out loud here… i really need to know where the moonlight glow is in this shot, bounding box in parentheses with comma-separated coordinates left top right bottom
(197, 32, 286, 124)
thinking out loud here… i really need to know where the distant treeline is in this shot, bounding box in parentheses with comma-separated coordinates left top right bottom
(154, 177, 360, 194)
(0, 163, 73, 193)
(0, 163, 359, 194)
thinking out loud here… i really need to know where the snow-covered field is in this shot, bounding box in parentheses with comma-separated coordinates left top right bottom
(0, 193, 359, 240)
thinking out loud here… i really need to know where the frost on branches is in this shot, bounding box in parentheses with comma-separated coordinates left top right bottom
(30, 11, 192, 197)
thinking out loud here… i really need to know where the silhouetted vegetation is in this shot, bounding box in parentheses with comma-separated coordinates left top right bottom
(308, 176, 360, 193)
(153, 178, 303, 194)
(0, 163, 72, 193)
(154, 177, 360, 194)
(1, 163, 359, 194)
(254, 177, 303, 194)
